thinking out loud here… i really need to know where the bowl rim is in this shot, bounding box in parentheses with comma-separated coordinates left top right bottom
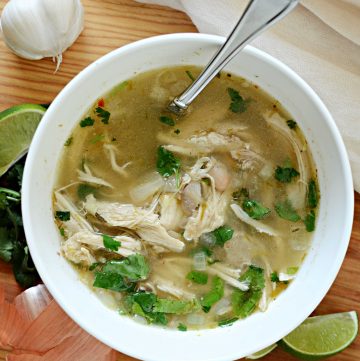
(22, 33, 354, 361)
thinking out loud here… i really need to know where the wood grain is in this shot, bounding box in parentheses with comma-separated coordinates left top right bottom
(0, 0, 358, 360)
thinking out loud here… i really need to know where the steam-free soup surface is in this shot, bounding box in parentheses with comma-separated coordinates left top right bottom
(54, 66, 318, 330)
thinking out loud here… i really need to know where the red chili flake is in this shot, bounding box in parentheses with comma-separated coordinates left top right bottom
(98, 98, 105, 107)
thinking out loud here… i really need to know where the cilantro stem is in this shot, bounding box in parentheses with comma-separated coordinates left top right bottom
(0, 187, 21, 198)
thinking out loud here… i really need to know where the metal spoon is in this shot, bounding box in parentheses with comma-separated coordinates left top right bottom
(168, 0, 299, 115)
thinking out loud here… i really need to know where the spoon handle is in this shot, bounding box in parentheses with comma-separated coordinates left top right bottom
(168, 0, 299, 115)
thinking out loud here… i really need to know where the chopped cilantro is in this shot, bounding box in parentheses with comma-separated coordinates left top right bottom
(80, 117, 95, 127)
(64, 137, 73, 146)
(89, 262, 100, 271)
(177, 323, 187, 331)
(90, 134, 105, 144)
(156, 146, 181, 178)
(102, 254, 149, 281)
(274, 166, 300, 183)
(232, 265, 265, 318)
(59, 228, 65, 237)
(102, 234, 121, 251)
(307, 179, 318, 208)
(174, 128, 180, 135)
(232, 187, 249, 201)
(93, 272, 133, 292)
(186, 271, 208, 285)
(218, 317, 238, 327)
(95, 107, 110, 124)
(287, 120, 297, 129)
(77, 184, 97, 200)
(227, 87, 248, 113)
(304, 210, 316, 232)
(185, 70, 195, 81)
(275, 200, 301, 222)
(200, 276, 224, 311)
(55, 211, 70, 221)
(242, 200, 271, 220)
(212, 225, 234, 247)
(159, 115, 175, 126)
(270, 271, 280, 282)
(154, 298, 200, 314)
(287, 267, 298, 275)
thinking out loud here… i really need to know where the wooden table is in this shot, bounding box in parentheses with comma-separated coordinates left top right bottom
(0, 1, 358, 360)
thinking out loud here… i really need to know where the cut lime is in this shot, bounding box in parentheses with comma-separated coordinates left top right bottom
(246, 344, 277, 359)
(280, 311, 358, 360)
(0, 104, 46, 176)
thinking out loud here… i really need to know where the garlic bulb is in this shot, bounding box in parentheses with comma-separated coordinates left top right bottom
(0, 0, 84, 71)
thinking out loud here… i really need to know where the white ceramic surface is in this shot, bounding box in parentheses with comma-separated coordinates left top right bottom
(22, 34, 354, 361)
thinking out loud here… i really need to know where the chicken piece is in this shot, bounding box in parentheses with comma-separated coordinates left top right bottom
(61, 230, 141, 266)
(159, 194, 185, 230)
(84, 195, 185, 252)
(208, 162, 231, 191)
(230, 145, 266, 171)
(230, 203, 279, 236)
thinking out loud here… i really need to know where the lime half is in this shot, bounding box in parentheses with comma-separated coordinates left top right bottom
(0, 104, 46, 176)
(246, 344, 277, 359)
(280, 311, 358, 360)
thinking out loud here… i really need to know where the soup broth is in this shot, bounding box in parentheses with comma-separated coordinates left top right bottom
(54, 66, 319, 329)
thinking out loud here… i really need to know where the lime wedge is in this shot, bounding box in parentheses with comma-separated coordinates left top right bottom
(246, 344, 277, 359)
(280, 311, 358, 360)
(0, 104, 46, 176)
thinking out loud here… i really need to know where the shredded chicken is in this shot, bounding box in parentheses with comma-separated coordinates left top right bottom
(230, 145, 267, 171)
(84, 195, 185, 252)
(207, 267, 249, 291)
(230, 203, 279, 236)
(159, 194, 185, 231)
(103, 144, 132, 176)
(77, 163, 113, 188)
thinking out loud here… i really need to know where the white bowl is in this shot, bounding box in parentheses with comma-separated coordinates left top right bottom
(22, 34, 354, 361)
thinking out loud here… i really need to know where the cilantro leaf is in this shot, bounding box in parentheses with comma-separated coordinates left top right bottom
(0, 227, 14, 262)
(274, 166, 300, 183)
(270, 271, 280, 282)
(218, 317, 238, 327)
(186, 271, 208, 285)
(80, 117, 95, 127)
(89, 262, 100, 271)
(212, 225, 234, 246)
(185, 70, 195, 82)
(156, 146, 181, 178)
(77, 184, 97, 200)
(242, 200, 271, 220)
(93, 272, 133, 292)
(102, 254, 149, 281)
(153, 298, 200, 314)
(275, 200, 301, 222)
(159, 116, 175, 126)
(287, 120, 297, 129)
(227, 87, 248, 113)
(307, 179, 318, 208)
(55, 211, 70, 221)
(304, 210, 316, 232)
(95, 107, 110, 124)
(102, 235, 121, 251)
(178, 323, 187, 331)
(232, 265, 265, 318)
(200, 276, 224, 311)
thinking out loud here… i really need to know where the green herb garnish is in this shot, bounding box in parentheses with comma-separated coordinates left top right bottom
(156, 146, 181, 178)
(93, 272, 133, 292)
(275, 200, 301, 222)
(287, 120, 297, 129)
(307, 179, 318, 208)
(64, 137, 73, 146)
(287, 267, 298, 275)
(227, 87, 248, 113)
(89, 262, 100, 271)
(218, 317, 238, 327)
(200, 276, 224, 312)
(270, 271, 280, 282)
(212, 225, 234, 247)
(95, 107, 110, 124)
(177, 323, 187, 331)
(304, 210, 316, 232)
(59, 228, 65, 237)
(185, 70, 195, 81)
(242, 200, 271, 220)
(274, 166, 300, 183)
(186, 271, 208, 285)
(159, 116, 175, 126)
(80, 117, 95, 127)
(102, 234, 121, 251)
(55, 211, 70, 221)
(232, 265, 265, 318)
(154, 298, 200, 314)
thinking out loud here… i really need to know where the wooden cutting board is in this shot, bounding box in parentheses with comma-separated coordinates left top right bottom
(0, 0, 358, 360)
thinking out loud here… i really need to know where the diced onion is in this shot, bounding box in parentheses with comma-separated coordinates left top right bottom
(193, 252, 207, 271)
(199, 232, 217, 247)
